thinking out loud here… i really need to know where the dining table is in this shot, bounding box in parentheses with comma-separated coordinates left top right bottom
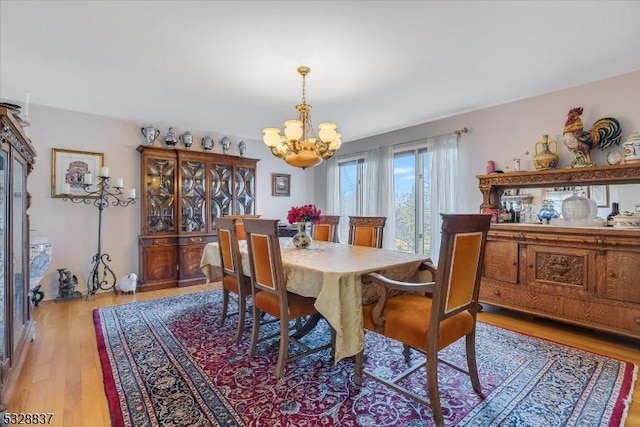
(200, 238, 429, 362)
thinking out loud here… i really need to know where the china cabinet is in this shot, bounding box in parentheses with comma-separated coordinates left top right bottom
(477, 163, 640, 340)
(138, 146, 258, 290)
(0, 107, 37, 405)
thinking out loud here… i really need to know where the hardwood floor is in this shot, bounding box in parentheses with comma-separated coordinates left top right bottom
(9, 284, 640, 427)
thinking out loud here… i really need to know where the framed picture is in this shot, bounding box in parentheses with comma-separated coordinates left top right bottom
(587, 185, 609, 208)
(272, 173, 290, 197)
(52, 148, 104, 198)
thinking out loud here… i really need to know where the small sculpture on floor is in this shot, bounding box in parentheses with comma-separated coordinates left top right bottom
(56, 267, 82, 302)
(116, 273, 138, 294)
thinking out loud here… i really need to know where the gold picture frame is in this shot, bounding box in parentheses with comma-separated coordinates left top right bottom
(52, 148, 104, 198)
(272, 173, 291, 197)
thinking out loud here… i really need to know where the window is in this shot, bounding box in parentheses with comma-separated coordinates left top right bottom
(338, 158, 364, 242)
(393, 146, 432, 255)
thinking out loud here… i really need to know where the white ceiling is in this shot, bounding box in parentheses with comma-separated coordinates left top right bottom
(2, 1, 640, 143)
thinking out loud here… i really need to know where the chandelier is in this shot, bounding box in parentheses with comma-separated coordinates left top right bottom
(262, 66, 342, 169)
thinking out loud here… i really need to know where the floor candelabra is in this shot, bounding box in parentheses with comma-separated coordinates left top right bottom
(62, 169, 136, 299)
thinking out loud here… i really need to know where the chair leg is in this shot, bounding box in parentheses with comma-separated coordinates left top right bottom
(235, 294, 246, 343)
(249, 305, 262, 358)
(275, 317, 290, 379)
(426, 347, 444, 427)
(220, 288, 229, 327)
(466, 332, 482, 394)
(354, 350, 364, 387)
(402, 344, 411, 363)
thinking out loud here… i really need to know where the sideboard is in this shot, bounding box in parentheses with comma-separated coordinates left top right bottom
(477, 163, 640, 340)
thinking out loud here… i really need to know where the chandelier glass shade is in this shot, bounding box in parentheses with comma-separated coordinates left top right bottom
(263, 66, 342, 169)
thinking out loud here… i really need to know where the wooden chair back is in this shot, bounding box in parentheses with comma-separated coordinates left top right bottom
(312, 215, 340, 242)
(348, 216, 386, 248)
(243, 219, 288, 309)
(223, 214, 261, 240)
(430, 214, 491, 335)
(215, 217, 244, 281)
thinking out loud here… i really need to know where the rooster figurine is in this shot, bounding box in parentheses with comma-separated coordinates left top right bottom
(562, 107, 621, 168)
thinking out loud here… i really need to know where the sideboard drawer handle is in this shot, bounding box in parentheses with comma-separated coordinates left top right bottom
(635, 318, 640, 326)
(494, 289, 501, 297)
(190, 237, 202, 243)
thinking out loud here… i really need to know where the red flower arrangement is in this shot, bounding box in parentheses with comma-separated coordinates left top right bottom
(287, 204, 322, 224)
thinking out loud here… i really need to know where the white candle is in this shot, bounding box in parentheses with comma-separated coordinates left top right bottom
(62, 183, 71, 194)
(83, 173, 93, 185)
(25, 91, 30, 119)
(114, 177, 124, 188)
(100, 166, 109, 177)
(128, 188, 136, 199)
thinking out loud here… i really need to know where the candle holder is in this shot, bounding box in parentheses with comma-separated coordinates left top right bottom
(62, 174, 136, 300)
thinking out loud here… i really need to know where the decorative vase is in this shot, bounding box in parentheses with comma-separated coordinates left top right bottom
(537, 200, 558, 222)
(621, 132, 640, 163)
(561, 191, 592, 220)
(29, 229, 52, 305)
(292, 222, 312, 249)
(533, 135, 559, 170)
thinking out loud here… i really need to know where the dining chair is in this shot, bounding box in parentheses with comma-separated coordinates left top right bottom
(356, 213, 491, 426)
(214, 217, 253, 342)
(348, 216, 386, 248)
(312, 215, 340, 242)
(223, 214, 261, 240)
(243, 218, 333, 379)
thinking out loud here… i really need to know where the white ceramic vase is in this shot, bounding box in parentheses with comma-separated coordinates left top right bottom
(29, 229, 53, 291)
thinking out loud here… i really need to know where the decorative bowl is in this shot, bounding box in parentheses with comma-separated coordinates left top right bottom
(612, 213, 640, 229)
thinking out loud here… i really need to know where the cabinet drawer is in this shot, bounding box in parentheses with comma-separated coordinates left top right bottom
(525, 245, 593, 295)
(604, 251, 640, 303)
(483, 240, 518, 284)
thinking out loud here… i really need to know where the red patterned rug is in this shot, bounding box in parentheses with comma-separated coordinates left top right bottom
(94, 291, 636, 426)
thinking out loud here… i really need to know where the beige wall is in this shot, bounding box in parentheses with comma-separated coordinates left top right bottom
(20, 69, 640, 300)
(24, 105, 315, 301)
(313, 70, 640, 214)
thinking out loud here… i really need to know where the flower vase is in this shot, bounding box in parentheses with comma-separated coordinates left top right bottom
(292, 222, 312, 249)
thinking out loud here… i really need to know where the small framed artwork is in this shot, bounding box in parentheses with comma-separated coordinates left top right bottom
(587, 185, 609, 207)
(52, 148, 104, 198)
(272, 173, 291, 197)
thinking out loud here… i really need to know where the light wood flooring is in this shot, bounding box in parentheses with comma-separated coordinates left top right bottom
(9, 284, 640, 427)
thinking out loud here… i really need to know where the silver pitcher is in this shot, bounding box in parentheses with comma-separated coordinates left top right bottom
(202, 136, 214, 151)
(220, 136, 231, 154)
(164, 127, 178, 148)
(180, 131, 193, 149)
(141, 126, 160, 145)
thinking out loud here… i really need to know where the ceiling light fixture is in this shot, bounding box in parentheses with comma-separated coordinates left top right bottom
(262, 66, 342, 169)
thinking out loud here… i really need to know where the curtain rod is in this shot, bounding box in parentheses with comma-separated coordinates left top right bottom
(337, 127, 469, 160)
(388, 127, 469, 150)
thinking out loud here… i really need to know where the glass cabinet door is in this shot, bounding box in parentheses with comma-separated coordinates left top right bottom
(145, 158, 176, 234)
(11, 157, 26, 354)
(180, 161, 206, 233)
(209, 164, 233, 225)
(0, 151, 6, 361)
(234, 167, 256, 215)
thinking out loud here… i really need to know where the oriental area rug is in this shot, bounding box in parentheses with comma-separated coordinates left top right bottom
(94, 291, 637, 427)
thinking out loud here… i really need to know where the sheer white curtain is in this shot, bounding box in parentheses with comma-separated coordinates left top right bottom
(363, 146, 395, 249)
(429, 133, 459, 262)
(325, 157, 340, 215)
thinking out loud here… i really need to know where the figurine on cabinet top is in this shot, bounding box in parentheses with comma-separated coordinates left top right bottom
(562, 107, 621, 168)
